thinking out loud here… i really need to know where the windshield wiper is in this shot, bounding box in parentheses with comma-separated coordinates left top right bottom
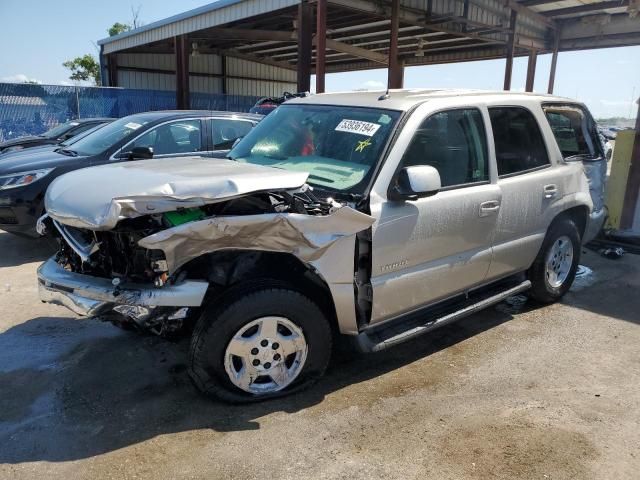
(55, 148, 78, 157)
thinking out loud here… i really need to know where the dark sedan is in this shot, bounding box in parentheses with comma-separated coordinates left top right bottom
(0, 110, 262, 236)
(0, 118, 114, 155)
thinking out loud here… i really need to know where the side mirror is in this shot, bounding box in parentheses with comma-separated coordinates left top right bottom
(128, 146, 154, 160)
(389, 165, 441, 201)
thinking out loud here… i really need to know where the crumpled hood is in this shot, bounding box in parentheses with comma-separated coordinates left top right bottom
(45, 157, 309, 230)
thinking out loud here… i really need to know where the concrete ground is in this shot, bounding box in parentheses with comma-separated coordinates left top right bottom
(0, 229, 638, 480)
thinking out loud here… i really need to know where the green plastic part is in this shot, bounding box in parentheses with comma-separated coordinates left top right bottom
(164, 208, 205, 226)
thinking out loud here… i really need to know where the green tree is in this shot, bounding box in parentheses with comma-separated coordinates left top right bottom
(62, 54, 101, 86)
(108, 22, 131, 37)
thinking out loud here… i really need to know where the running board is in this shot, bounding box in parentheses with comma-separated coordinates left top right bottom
(354, 279, 531, 353)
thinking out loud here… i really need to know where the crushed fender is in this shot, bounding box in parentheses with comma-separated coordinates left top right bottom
(138, 206, 376, 274)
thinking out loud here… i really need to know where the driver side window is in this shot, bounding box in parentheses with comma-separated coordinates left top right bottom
(400, 108, 489, 188)
(129, 119, 202, 156)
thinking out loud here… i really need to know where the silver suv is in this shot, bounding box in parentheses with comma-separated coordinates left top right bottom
(37, 90, 606, 403)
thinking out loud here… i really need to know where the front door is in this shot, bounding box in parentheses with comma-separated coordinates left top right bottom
(369, 107, 501, 325)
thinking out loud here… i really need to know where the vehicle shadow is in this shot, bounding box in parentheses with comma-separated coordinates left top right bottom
(0, 307, 519, 464)
(561, 249, 640, 325)
(0, 231, 56, 268)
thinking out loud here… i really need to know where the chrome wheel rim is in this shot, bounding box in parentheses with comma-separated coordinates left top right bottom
(545, 235, 574, 288)
(224, 316, 308, 395)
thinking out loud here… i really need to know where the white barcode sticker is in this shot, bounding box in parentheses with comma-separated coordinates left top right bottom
(335, 119, 381, 137)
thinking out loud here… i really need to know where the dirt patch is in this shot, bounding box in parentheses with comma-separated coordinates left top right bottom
(437, 416, 598, 479)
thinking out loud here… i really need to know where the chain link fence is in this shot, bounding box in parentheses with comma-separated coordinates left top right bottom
(0, 83, 260, 141)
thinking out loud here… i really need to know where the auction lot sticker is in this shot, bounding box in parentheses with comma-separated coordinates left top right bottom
(335, 119, 381, 137)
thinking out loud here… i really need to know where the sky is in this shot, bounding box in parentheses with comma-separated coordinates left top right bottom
(0, 0, 639, 119)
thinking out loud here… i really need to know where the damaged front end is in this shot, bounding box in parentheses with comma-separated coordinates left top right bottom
(38, 158, 374, 335)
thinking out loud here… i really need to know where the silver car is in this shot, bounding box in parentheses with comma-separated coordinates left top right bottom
(36, 90, 606, 403)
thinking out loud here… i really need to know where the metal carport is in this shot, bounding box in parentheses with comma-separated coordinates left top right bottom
(97, 0, 640, 232)
(97, 0, 640, 101)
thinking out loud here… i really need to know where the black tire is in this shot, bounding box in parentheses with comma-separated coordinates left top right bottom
(189, 283, 332, 403)
(528, 217, 581, 303)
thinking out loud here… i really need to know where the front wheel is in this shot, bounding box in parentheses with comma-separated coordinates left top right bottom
(189, 285, 332, 403)
(528, 217, 581, 303)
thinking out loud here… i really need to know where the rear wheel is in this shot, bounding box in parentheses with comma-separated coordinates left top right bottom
(528, 218, 581, 303)
(189, 284, 332, 403)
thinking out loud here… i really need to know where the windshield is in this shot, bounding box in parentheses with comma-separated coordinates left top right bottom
(42, 121, 78, 138)
(229, 104, 401, 193)
(69, 115, 151, 156)
(59, 124, 105, 146)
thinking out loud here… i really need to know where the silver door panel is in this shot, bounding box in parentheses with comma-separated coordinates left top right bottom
(370, 184, 501, 324)
(486, 163, 584, 280)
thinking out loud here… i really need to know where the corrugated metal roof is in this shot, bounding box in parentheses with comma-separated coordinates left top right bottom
(99, 0, 299, 54)
(98, 0, 640, 74)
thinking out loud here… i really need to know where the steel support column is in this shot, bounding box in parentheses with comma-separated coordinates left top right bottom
(620, 99, 640, 230)
(107, 54, 118, 87)
(175, 35, 190, 109)
(315, 0, 327, 93)
(221, 55, 227, 94)
(297, 0, 312, 93)
(503, 10, 517, 91)
(525, 50, 537, 92)
(387, 0, 403, 89)
(547, 33, 560, 94)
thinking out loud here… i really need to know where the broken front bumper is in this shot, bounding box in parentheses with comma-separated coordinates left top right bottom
(37, 257, 208, 316)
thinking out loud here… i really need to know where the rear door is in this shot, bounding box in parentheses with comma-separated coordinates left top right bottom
(485, 105, 560, 280)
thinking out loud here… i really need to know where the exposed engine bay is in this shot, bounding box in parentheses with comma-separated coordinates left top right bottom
(42, 186, 371, 336)
(50, 187, 337, 281)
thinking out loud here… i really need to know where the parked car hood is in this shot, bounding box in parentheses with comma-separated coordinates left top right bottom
(46, 157, 310, 230)
(0, 149, 89, 175)
(0, 135, 53, 150)
(0, 143, 59, 160)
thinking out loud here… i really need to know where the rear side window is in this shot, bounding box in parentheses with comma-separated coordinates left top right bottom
(209, 119, 254, 150)
(400, 108, 489, 188)
(543, 104, 603, 160)
(489, 107, 550, 176)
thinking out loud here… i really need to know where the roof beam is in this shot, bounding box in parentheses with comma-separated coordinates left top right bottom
(327, 0, 548, 48)
(213, 48, 297, 71)
(321, 37, 389, 63)
(542, 0, 630, 17)
(504, 0, 556, 29)
(519, 0, 560, 6)
(194, 27, 296, 43)
(561, 13, 640, 40)
(200, 25, 388, 64)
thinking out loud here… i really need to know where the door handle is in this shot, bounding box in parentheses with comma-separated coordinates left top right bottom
(544, 184, 558, 199)
(479, 200, 501, 217)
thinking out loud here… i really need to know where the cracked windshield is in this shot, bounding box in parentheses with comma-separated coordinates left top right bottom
(229, 104, 401, 192)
